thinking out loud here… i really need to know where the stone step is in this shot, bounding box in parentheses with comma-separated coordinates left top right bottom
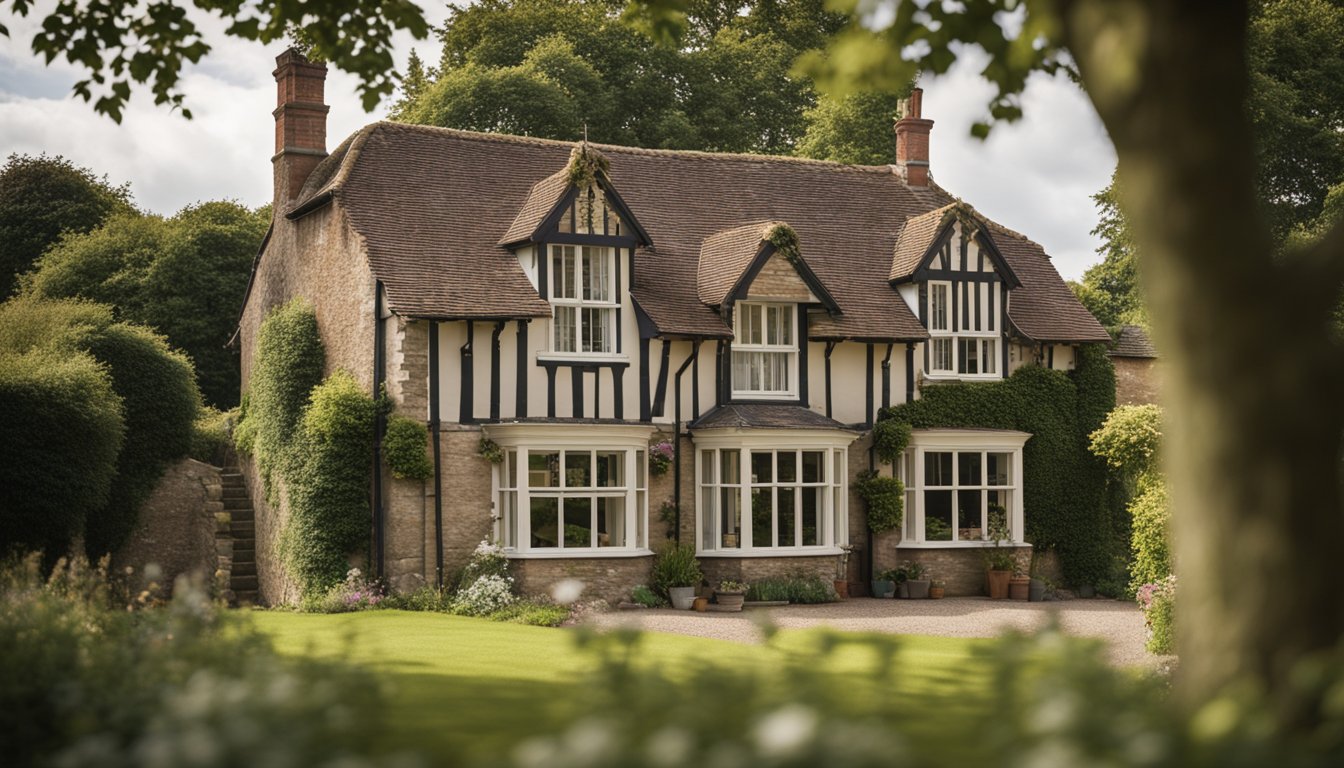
(222, 487, 248, 499)
(223, 498, 252, 510)
(232, 561, 257, 577)
(230, 521, 254, 538)
(231, 574, 258, 591)
(220, 472, 244, 482)
(233, 590, 259, 606)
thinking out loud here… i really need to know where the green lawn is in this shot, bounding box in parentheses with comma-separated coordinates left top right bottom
(248, 610, 994, 762)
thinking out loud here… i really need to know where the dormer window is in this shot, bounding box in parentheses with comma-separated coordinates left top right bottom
(550, 244, 616, 354)
(927, 280, 998, 378)
(732, 301, 798, 398)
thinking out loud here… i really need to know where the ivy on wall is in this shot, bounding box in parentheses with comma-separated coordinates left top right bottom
(877, 346, 1118, 589)
(383, 414, 433, 481)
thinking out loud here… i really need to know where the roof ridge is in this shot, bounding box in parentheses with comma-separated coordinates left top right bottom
(371, 120, 902, 174)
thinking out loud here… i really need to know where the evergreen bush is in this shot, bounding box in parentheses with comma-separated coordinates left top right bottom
(243, 298, 324, 501)
(1128, 477, 1172, 594)
(280, 371, 376, 599)
(855, 471, 904, 533)
(383, 413, 433, 480)
(190, 406, 235, 465)
(651, 542, 702, 598)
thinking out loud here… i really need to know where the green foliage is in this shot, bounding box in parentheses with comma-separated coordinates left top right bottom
(281, 372, 376, 599)
(383, 413, 433, 480)
(631, 584, 666, 608)
(880, 349, 1117, 587)
(7, 0, 431, 120)
(796, 89, 910, 165)
(485, 599, 571, 627)
(0, 297, 199, 557)
(651, 542, 703, 596)
(242, 298, 325, 500)
(870, 418, 911, 465)
(854, 470, 904, 534)
(23, 200, 270, 407)
(1075, 171, 1147, 330)
(190, 406, 235, 465)
(381, 585, 454, 612)
(0, 347, 124, 558)
(1129, 478, 1173, 595)
(0, 153, 134, 298)
(1090, 404, 1163, 482)
(744, 574, 838, 603)
(0, 555, 397, 768)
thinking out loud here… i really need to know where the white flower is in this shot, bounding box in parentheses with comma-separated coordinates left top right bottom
(753, 704, 819, 758)
(550, 579, 586, 605)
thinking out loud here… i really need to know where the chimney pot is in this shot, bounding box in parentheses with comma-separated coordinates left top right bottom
(895, 87, 933, 187)
(272, 48, 329, 211)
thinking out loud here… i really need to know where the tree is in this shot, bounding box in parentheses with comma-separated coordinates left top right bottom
(22, 201, 269, 408)
(796, 90, 909, 165)
(0, 0, 431, 120)
(1070, 172, 1145, 330)
(0, 154, 134, 299)
(628, 0, 1344, 731)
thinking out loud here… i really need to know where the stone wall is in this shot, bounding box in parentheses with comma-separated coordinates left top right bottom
(895, 545, 1032, 596)
(112, 459, 224, 596)
(511, 556, 655, 604)
(1112, 357, 1161, 406)
(429, 426, 497, 584)
(700, 555, 837, 587)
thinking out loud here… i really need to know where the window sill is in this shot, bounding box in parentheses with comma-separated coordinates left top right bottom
(697, 547, 846, 558)
(922, 373, 1002, 383)
(896, 541, 1031, 550)
(505, 548, 654, 559)
(729, 392, 798, 400)
(536, 353, 630, 365)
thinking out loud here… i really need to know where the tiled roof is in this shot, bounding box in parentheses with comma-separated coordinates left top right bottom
(499, 169, 568, 246)
(285, 122, 1104, 341)
(990, 224, 1110, 343)
(689, 404, 855, 431)
(890, 203, 956, 280)
(1109, 325, 1157, 358)
(697, 221, 776, 307)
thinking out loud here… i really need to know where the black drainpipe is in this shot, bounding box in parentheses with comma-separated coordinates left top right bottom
(671, 341, 700, 545)
(372, 282, 387, 580)
(867, 441, 876, 589)
(428, 321, 443, 589)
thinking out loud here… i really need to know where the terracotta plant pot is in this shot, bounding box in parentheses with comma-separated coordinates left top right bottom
(987, 569, 1012, 599)
(833, 579, 849, 600)
(716, 591, 746, 612)
(1009, 576, 1030, 601)
(693, 596, 709, 612)
(929, 585, 945, 599)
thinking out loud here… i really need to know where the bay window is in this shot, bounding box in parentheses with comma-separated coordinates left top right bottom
(899, 429, 1029, 547)
(551, 244, 616, 355)
(731, 302, 798, 397)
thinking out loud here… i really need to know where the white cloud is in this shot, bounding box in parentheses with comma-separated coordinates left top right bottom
(0, 6, 1114, 279)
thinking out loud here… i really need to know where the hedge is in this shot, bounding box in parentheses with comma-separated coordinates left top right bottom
(242, 298, 324, 501)
(0, 348, 124, 559)
(280, 371, 376, 598)
(878, 347, 1118, 588)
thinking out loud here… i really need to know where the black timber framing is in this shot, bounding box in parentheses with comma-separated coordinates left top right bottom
(865, 343, 875, 427)
(428, 321, 443, 588)
(824, 341, 838, 418)
(546, 365, 557, 418)
(459, 320, 475, 423)
(797, 308, 810, 406)
(489, 321, 504, 421)
(905, 345, 915, 403)
(639, 337, 652, 422)
(613, 366, 625, 417)
(515, 320, 529, 417)
(881, 343, 893, 410)
(652, 340, 672, 417)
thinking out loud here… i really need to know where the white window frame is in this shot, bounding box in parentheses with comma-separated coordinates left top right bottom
(549, 244, 618, 356)
(488, 424, 653, 558)
(926, 280, 1001, 380)
(693, 429, 853, 557)
(897, 429, 1030, 548)
(730, 301, 799, 399)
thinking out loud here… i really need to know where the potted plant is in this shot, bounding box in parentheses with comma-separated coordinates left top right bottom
(871, 569, 897, 599)
(834, 548, 851, 600)
(893, 565, 911, 598)
(904, 561, 931, 599)
(929, 581, 946, 599)
(1009, 572, 1031, 600)
(715, 580, 748, 611)
(652, 542, 703, 610)
(982, 508, 1014, 599)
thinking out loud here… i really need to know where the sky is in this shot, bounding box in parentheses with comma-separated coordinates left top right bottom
(0, 4, 1116, 281)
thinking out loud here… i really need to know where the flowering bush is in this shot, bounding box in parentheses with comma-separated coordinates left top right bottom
(649, 440, 674, 475)
(303, 567, 383, 613)
(454, 574, 515, 616)
(1137, 575, 1176, 654)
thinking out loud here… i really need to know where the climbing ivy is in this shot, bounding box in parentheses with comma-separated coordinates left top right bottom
(877, 348, 1117, 588)
(855, 471, 904, 533)
(383, 414, 433, 481)
(565, 144, 609, 190)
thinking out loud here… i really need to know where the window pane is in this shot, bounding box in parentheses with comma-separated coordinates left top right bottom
(720, 450, 740, 484)
(721, 487, 741, 548)
(802, 487, 820, 546)
(732, 351, 750, 391)
(530, 497, 559, 548)
(932, 338, 952, 372)
(636, 490, 646, 548)
(766, 305, 780, 345)
(502, 450, 516, 490)
(748, 305, 763, 344)
(751, 451, 773, 483)
(780, 307, 793, 345)
(555, 246, 576, 298)
(503, 491, 518, 548)
(701, 485, 716, 550)
(957, 489, 983, 540)
(581, 307, 611, 353)
(700, 450, 714, 483)
(596, 451, 624, 487)
(778, 451, 797, 483)
(564, 451, 591, 488)
(925, 490, 953, 541)
(959, 338, 979, 375)
(636, 451, 646, 489)
(925, 452, 953, 486)
(987, 453, 1010, 486)
(554, 306, 577, 352)
(958, 452, 982, 486)
(988, 492, 1010, 539)
(802, 451, 824, 483)
(564, 497, 592, 547)
(777, 487, 796, 546)
(598, 497, 624, 547)
(982, 339, 997, 374)
(751, 489, 772, 547)
(529, 452, 559, 487)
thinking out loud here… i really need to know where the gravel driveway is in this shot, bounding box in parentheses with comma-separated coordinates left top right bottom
(586, 597, 1157, 667)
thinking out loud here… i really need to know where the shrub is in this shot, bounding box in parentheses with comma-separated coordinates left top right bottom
(380, 585, 454, 612)
(651, 542, 702, 598)
(383, 413, 433, 480)
(631, 584, 666, 608)
(487, 598, 571, 627)
(301, 568, 384, 613)
(457, 539, 511, 590)
(280, 372, 376, 599)
(1138, 575, 1177, 654)
(745, 575, 838, 604)
(190, 406, 236, 465)
(0, 347, 124, 558)
(454, 574, 515, 616)
(1089, 404, 1163, 483)
(242, 298, 325, 499)
(871, 418, 911, 465)
(1128, 477, 1172, 594)
(854, 470, 904, 533)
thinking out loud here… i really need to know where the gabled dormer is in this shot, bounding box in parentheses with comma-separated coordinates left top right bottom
(500, 145, 651, 359)
(698, 222, 840, 402)
(890, 202, 1021, 380)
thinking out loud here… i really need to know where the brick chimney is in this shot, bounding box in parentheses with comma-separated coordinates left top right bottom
(272, 49, 329, 210)
(895, 87, 933, 187)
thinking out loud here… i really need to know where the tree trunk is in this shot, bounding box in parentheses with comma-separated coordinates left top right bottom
(1067, 0, 1344, 726)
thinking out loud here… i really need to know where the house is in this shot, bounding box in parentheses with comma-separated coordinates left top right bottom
(237, 50, 1110, 604)
(1108, 325, 1160, 405)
